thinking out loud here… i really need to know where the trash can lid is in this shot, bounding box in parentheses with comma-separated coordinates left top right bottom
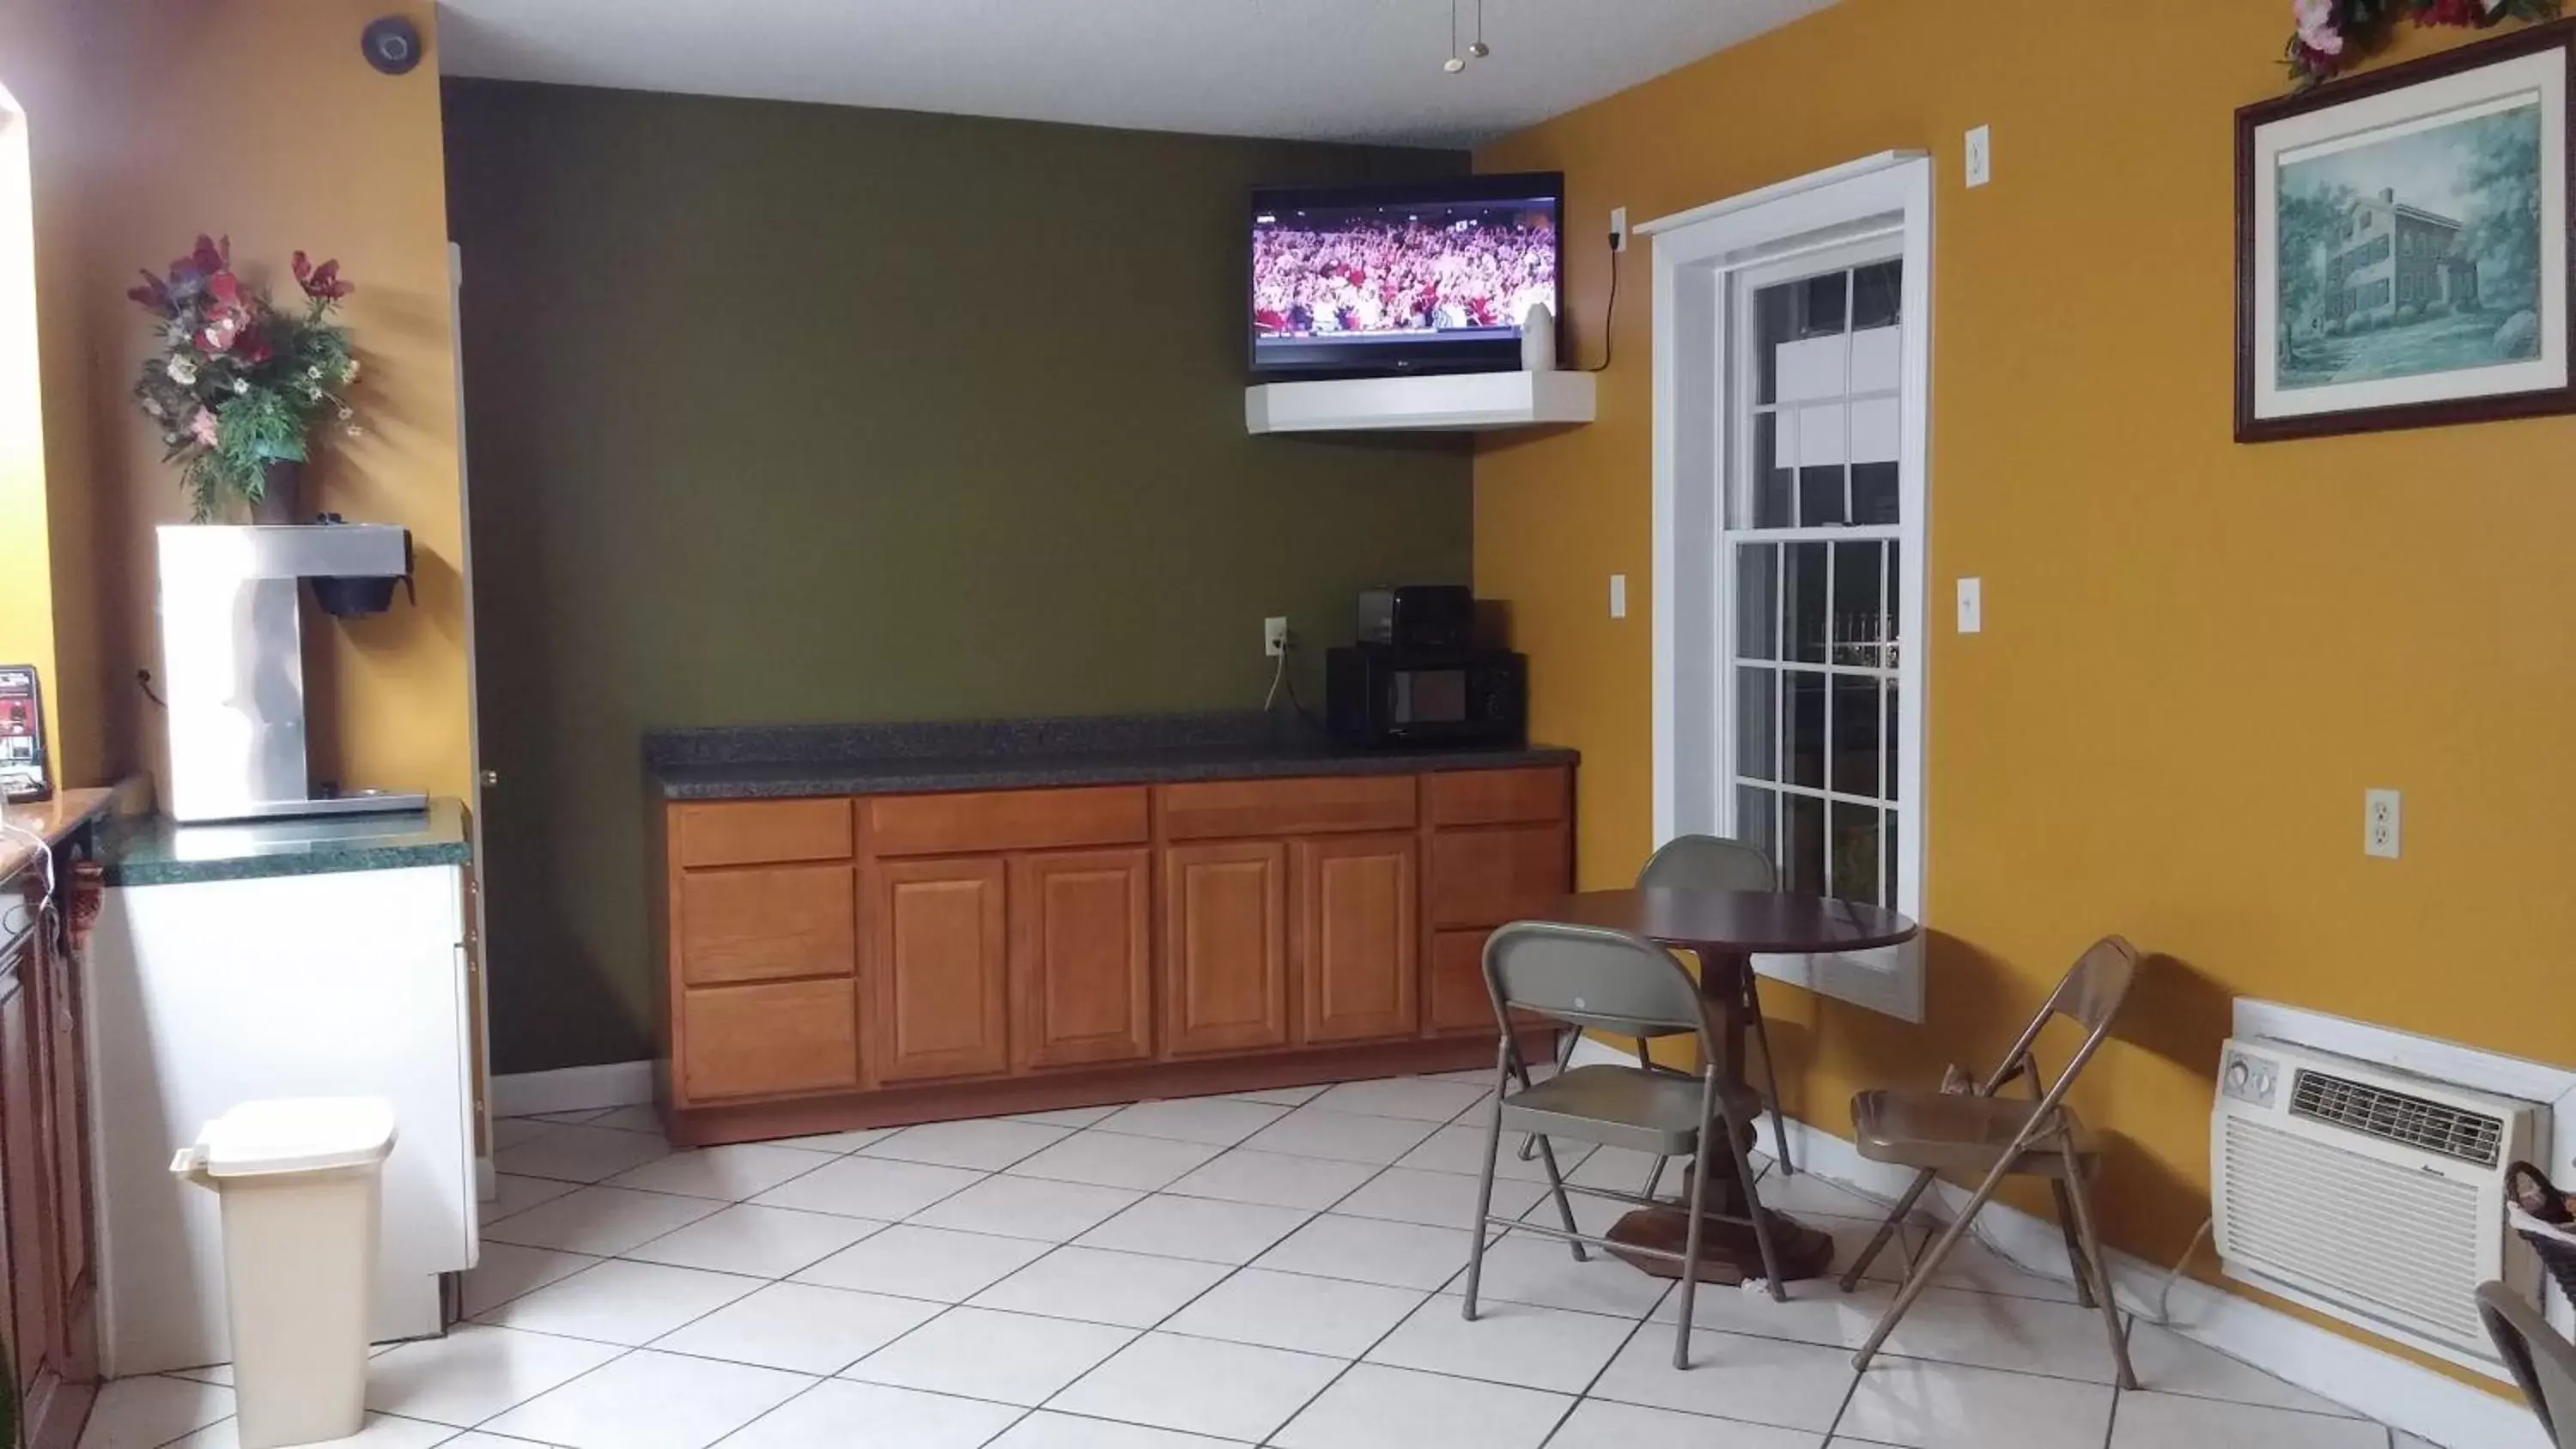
(196, 1097, 398, 1177)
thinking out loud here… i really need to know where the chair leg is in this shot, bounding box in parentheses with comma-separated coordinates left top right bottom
(2061, 1163, 2138, 1390)
(1515, 1028, 1582, 1161)
(1461, 1045, 1510, 1320)
(1530, 1133, 1588, 1263)
(1853, 1162, 2008, 1372)
(1673, 1096, 1718, 1368)
(1744, 979, 1795, 1176)
(1721, 1098, 1787, 1303)
(2049, 1179, 2097, 1309)
(1632, 1036, 1668, 1202)
(1839, 1167, 1937, 1293)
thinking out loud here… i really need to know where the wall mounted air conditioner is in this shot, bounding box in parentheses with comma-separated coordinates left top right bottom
(2213, 1034, 2544, 1362)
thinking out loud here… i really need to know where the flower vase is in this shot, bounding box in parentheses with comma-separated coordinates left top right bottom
(251, 458, 303, 525)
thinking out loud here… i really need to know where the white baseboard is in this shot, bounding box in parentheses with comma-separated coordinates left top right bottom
(1557, 1038, 2539, 1449)
(489, 1059, 654, 1119)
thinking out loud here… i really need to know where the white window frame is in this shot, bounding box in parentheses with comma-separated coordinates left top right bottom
(1646, 151, 1934, 1022)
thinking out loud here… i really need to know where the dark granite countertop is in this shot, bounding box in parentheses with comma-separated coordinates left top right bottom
(646, 712, 1577, 802)
(98, 797, 473, 887)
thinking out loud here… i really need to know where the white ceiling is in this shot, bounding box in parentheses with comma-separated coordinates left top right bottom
(434, 1, 1832, 149)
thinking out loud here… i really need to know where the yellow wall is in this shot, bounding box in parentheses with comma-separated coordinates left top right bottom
(0, 89, 53, 758)
(80, 0, 470, 803)
(0, 0, 469, 801)
(0, 0, 109, 784)
(1476, 0, 2576, 1383)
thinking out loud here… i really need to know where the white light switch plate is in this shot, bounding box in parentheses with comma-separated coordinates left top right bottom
(1965, 125, 1992, 187)
(1609, 573, 1628, 619)
(2365, 788, 2401, 859)
(1955, 577, 1983, 634)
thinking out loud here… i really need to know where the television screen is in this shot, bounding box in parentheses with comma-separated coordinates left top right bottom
(1249, 173, 1564, 380)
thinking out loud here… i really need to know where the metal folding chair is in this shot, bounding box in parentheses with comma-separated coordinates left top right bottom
(2481, 1281, 2576, 1446)
(1837, 935, 2142, 1387)
(1636, 835, 1795, 1178)
(1461, 920, 1783, 1370)
(1516, 834, 1788, 1173)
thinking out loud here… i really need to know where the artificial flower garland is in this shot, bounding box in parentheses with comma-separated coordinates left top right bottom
(2289, 0, 2561, 88)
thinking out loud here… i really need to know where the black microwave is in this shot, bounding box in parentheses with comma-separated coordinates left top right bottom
(1326, 647, 1527, 749)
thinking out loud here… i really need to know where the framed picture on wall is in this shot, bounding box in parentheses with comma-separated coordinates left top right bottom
(2237, 21, 2576, 441)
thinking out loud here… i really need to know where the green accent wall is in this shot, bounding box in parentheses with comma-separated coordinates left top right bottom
(443, 80, 1473, 1075)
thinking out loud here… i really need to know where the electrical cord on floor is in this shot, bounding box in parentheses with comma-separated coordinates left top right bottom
(2138, 1216, 2215, 1327)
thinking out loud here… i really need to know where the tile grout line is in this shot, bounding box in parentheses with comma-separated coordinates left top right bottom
(470, 1090, 2387, 1446)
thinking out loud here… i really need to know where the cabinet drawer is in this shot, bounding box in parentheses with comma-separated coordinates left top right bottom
(1428, 824, 1571, 929)
(680, 979, 860, 1100)
(1159, 775, 1417, 840)
(673, 799, 854, 868)
(1425, 767, 1567, 828)
(1427, 927, 1551, 1035)
(678, 864, 855, 985)
(869, 787, 1149, 857)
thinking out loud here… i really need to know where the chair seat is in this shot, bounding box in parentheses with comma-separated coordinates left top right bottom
(1501, 1064, 1759, 1157)
(1850, 1088, 2097, 1179)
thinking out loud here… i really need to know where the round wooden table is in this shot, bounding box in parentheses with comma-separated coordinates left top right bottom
(1545, 887, 1919, 1286)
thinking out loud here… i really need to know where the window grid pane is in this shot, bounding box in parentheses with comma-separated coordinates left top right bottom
(1726, 255, 1905, 903)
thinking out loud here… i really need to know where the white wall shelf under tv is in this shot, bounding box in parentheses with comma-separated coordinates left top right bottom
(1244, 370, 1596, 435)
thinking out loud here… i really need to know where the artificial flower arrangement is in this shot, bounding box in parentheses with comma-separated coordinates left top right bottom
(2288, 0, 2561, 88)
(127, 234, 361, 522)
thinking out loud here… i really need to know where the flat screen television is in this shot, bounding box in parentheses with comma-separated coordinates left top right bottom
(1249, 171, 1564, 381)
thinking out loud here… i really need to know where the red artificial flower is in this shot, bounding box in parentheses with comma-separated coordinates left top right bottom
(292, 251, 351, 301)
(205, 270, 241, 308)
(126, 270, 173, 312)
(191, 233, 228, 276)
(2420, 0, 2481, 23)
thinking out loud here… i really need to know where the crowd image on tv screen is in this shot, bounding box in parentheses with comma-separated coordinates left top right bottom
(1252, 207, 1557, 339)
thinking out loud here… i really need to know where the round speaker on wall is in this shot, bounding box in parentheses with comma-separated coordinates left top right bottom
(361, 16, 422, 76)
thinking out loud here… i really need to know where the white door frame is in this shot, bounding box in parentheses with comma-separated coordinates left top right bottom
(1646, 150, 1935, 1021)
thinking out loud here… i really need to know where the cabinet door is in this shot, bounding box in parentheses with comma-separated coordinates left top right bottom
(1011, 849, 1152, 1070)
(0, 961, 55, 1399)
(1426, 824, 1572, 930)
(867, 857, 1011, 1082)
(1160, 842, 1289, 1057)
(38, 917, 94, 1382)
(1294, 834, 1418, 1045)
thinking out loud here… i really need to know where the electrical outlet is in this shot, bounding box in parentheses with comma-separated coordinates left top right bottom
(1610, 206, 1630, 253)
(2365, 788, 2401, 859)
(1263, 616, 1289, 658)
(1609, 573, 1628, 619)
(1965, 124, 1992, 187)
(1955, 577, 1983, 634)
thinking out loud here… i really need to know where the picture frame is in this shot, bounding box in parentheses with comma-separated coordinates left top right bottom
(2237, 21, 2576, 441)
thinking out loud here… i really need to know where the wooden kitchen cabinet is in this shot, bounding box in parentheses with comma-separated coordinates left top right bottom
(2, 851, 104, 1449)
(1160, 840, 1290, 1057)
(1011, 848, 1153, 1070)
(1294, 834, 1417, 1044)
(867, 856, 1012, 1082)
(654, 763, 1569, 1146)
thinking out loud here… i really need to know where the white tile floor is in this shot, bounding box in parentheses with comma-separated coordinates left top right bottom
(83, 1071, 2408, 1449)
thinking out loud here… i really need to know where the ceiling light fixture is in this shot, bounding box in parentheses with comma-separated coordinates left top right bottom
(1445, 0, 1492, 74)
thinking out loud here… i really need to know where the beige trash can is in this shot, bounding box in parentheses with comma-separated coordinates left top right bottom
(172, 1098, 398, 1449)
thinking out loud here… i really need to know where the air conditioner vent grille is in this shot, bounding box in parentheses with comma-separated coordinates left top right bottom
(2288, 1068, 2504, 1167)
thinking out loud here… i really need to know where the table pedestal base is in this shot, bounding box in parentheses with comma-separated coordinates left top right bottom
(1603, 1207, 1836, 1285)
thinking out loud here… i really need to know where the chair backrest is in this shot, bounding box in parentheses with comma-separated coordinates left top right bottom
(1636, 834, 1775, 893)
(2480, 1281, 2576, 1446)
(1979, 936, 2142, 1103)
(1482, 921, 1715, 1043)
